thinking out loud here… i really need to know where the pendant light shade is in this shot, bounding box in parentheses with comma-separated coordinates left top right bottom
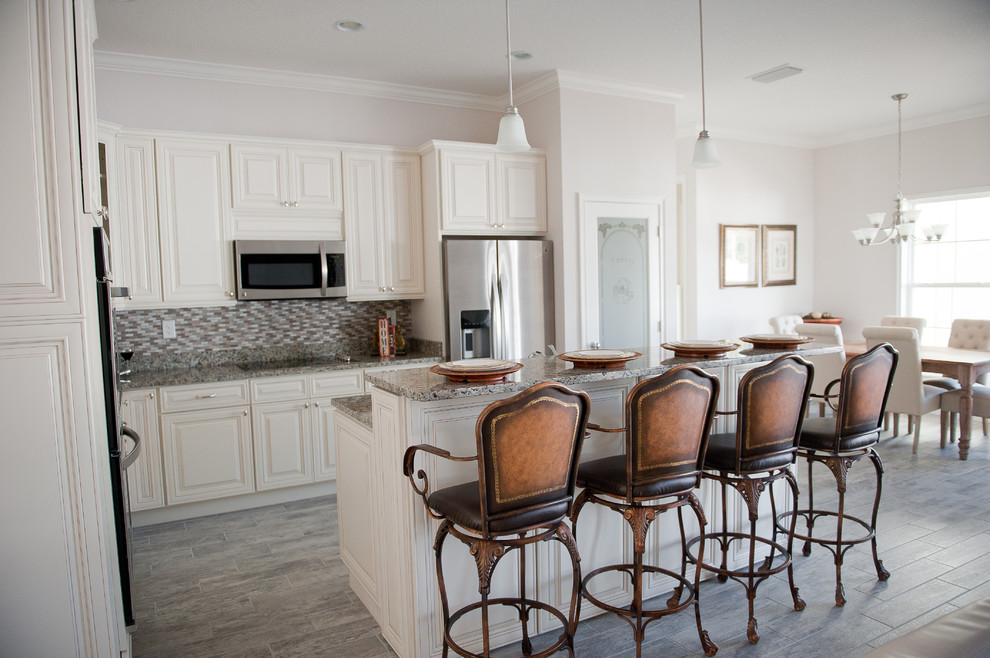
(495, 0, 530, 152)
(496, 107, 530, 152)
(692, 130, 720, 168)
(691, 0, 720, 168)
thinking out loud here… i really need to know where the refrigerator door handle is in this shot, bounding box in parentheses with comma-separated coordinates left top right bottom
(490, 272, 503, 360)
(120, 425, 142, 470)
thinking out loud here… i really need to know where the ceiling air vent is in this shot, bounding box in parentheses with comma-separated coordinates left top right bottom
(748, 64, 803, 84)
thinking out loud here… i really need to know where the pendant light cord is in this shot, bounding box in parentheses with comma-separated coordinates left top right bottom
(505, 0, 514, 108)
(896, 94, 903, 199)
(698, 0, 707, 131)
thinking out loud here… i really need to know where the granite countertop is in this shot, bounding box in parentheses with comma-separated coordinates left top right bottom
(364, 343, 844, 402)
(123, 352, 440, 389)
(331, 395, 372, 430)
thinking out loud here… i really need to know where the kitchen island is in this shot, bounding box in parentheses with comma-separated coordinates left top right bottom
(338, 344, 842, 658)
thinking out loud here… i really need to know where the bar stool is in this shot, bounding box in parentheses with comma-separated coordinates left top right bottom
(778, 343, 898, 607)
(687, 354, 814, 645)
(402, 381, 591, 658)
(570, 365, 721, 657)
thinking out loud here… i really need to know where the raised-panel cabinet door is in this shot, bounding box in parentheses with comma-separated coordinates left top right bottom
(312, 398, 337, 481)
(115, 135, 162, 305)
(383, 153, 424, 297)
(252, 400, 314, 490)
(440, 151, 496, 232)
(161, 406, 254, 504)
(334, 413, 382, 618)
(497, 153, 547, 233)
(290, 149, 343, 212)
(121, 389, 164, 511)
(230, 145, 287, 210)
(343, 151, 386, 299)
(156, 139, 234, 304)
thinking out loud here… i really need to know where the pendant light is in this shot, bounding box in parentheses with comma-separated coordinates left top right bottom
(495, 0, 530, 152)
(691, 0, 720, 168)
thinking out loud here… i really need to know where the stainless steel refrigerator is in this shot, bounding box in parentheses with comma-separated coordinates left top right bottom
(443, 238, 555, 361)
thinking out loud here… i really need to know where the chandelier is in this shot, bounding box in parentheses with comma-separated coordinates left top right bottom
(691, 0, 720, 168)
(853, 93, 947, 246)
(494, 0, 530, 152)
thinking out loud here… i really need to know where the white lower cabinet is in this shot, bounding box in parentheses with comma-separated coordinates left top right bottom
(161, 405, 254, 504)
(120, 388, 164, 511)
(252, 399, 314, 490)
(143, 369, 368, 514)
(334, 410, 382, 621)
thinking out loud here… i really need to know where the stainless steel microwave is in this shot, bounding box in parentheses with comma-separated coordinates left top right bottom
(234, 240, 346, 300)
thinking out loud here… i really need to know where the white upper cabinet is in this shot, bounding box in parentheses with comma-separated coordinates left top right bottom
(343, 150, 424, 301)
(432, 144, 547, 235)
(230, 143, 343, 240)
(155, 138, 236, 304)
(113, 134, 163, 306)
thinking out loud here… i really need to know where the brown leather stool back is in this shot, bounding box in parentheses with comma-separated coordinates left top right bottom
(477, 382, 591, 535)
(627, 366, 719, 497)
(732, 355, 814, 473)
(835, 343, 898, 449)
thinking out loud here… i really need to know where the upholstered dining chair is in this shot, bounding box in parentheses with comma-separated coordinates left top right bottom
(688, 354, 813, 645)
(570, 365, 720, 657)
(781, 343, 898, 608)
(403, 381, 591, 658)
(769, 314, 804, 335)
(863, 326, 944, 453)
(796, 322, 845, 417)
(881, 315, 927, 341)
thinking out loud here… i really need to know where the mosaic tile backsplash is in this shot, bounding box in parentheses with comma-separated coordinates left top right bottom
(114, 299, 439, 371)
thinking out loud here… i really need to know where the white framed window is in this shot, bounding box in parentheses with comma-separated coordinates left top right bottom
(900, 190, 990, 345)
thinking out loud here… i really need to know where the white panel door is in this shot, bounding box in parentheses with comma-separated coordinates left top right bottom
(343, 151, 385, 298)
(156, 139, 234, 304)
(230, 145, 287, 209)
(252, 400, 314, 490)
(161, 406, 254, 503)
(115, 135, 162, 305)
(440, 151, 495, 232)
(312, 398, 338, 481)
(384, 153, 425, 297)
(496, 153, 547, 233)
(121, 388, 165, 511)
(291, 149, 343, 212)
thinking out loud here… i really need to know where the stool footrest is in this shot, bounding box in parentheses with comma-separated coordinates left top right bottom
(582, 563, 696, 619)
(446, 597, 570, 658)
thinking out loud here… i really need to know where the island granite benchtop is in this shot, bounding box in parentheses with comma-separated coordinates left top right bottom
(123, 352, 440, 390)
(364, 344, 844, 402)
(331, 395, 373, 430)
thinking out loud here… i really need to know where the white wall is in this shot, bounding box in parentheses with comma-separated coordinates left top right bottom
(813, 115, 990, 341)
(678, 137, 816, 340)
(555, 89, 678, 351)
(95, 69, 496, 146)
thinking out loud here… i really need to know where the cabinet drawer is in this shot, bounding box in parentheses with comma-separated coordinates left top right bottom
(159, 380, 250, 412)
(251, 375, 310, 403)
(311, 370, 364, 398)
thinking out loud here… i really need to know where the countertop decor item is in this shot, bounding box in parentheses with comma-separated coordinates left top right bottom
(739, 334, 814, 350)
(661, 340, 737, 358)
(557, 349, 642, 369)
(429, 358, 523, 383)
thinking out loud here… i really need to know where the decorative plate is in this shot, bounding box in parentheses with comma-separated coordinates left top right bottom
(557, 349, 642, 369)
(429, 359, 523, 382)
(661, 340, 737, 358)
(738, 334, 815, 350)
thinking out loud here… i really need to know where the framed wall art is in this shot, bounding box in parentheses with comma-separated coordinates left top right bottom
(761, 224, 797, 286)
(719, 224, 760, 288)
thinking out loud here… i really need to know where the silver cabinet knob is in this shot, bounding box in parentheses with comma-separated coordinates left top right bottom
(281, 201, 289, 207)
(243, 409, 249, 416)
(291, 201, 299, 207)
(304, 402, 310, 408)
(389, 286, 395, 292)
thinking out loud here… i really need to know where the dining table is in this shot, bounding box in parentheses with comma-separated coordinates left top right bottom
(846, 341, 990, 460)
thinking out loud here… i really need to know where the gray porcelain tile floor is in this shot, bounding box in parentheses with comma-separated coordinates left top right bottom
(130, 414, 990, 657)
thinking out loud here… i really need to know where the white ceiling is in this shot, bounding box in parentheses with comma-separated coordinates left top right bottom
(92, 0, 990, 147)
